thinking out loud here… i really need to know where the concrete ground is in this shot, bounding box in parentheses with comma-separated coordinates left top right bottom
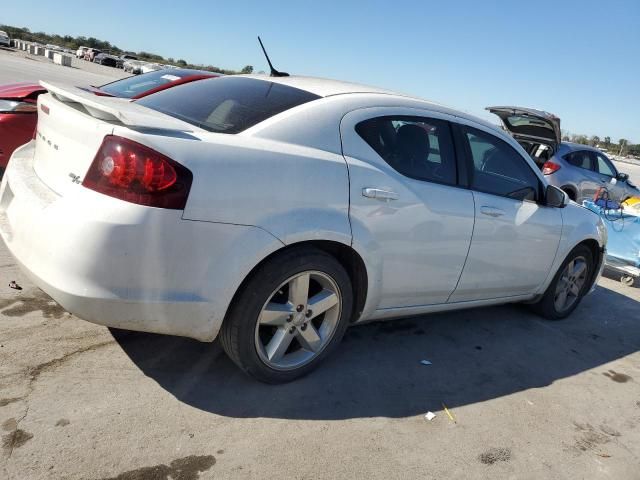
(0, 46, 128, 86)
(1, 48, 640, 480)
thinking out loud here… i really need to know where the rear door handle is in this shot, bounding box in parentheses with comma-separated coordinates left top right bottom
(362, 188, 399, 201)
(480, 206, 505, 218)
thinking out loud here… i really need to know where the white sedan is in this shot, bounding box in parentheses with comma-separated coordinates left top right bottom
(0, 75, 606, 383)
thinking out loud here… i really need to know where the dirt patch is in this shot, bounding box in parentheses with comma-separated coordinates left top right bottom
(55, 419, 70, 427)
(573, 423, 611, 452)
(479, 447, 511, 465)
(0, 397, 23, 407)
(2, 429, 33, 451)
(603, 370, 632, 383)
(2, 418, 17, 431)
(29, 340, 115, 381)
(98, 455, 216, 480)
(0, 290, 68, 319)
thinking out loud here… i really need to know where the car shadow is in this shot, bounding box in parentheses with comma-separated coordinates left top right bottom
(111, 282, 639, 420)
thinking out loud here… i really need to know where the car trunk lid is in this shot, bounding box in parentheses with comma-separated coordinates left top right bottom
(0, 82, 47, 100)
(486, 106, 561, 152)
(33, 81, 197, 196)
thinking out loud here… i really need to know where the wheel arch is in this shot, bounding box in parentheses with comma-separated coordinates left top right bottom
(225, 240, 369, 326)
(561, 185, 577, 201)
(576, 238, 603, 290)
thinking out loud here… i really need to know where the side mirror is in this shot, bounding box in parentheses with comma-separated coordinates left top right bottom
(545, 185, 568, 208)
(617, 172, 629, 182)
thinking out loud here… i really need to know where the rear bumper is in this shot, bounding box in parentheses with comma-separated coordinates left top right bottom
(605, 255, 640, 279)
(0, 141, 281, 341)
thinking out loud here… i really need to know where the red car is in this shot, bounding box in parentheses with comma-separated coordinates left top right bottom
(0, 69, 218, 174)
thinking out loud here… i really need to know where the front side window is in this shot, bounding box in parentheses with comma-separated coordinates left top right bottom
(463, 126, 539, 201)
(564, 151, 592, 170)
(355, 116, 457, 185)
(594, 152, 616, 177)
(136, 76, 320, 134)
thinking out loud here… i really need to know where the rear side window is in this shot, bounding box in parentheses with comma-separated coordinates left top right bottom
(356, 116, 457, 185)
(136, 76, 320, 134)
(564, 151, 592, 170)
(463, 126, 540, 201)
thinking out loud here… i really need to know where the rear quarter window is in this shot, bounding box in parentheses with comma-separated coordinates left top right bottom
(136, 76, 320, 134)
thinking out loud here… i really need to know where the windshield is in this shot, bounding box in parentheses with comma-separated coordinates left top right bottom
(99, 70, 210, 98)
(136, 76, 321, 134)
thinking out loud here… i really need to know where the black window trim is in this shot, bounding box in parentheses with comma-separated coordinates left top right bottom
(457, 124, 545, 204)
(355, 115, 464, 189)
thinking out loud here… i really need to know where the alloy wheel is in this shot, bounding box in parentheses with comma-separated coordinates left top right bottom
(254, 270, 342, 370)
(554, 256, 588, 312)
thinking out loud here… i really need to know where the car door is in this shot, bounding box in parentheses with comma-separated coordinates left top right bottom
(562, 150, 600, 201)
(449, 123, 562, 302)
(341, 108, 474, 308)
(592, 151, 626, 200)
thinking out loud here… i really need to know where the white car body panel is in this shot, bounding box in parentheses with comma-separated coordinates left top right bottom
(340, 106, 475, 308)
(1, 142, 284, 341)
(0, 76, 606, 342)
(449, 191, 562, 302)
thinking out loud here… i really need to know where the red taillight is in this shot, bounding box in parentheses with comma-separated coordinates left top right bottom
(542, 161, 561, 175)
(83, 135, 192, 209)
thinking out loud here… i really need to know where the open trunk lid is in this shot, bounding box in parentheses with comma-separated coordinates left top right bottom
(486, 106, 561, 151)
(33, 82, 197, 196)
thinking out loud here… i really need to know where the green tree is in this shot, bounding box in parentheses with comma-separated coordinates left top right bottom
(603, 136, 611, 148)
(618, 138, 628, 155)
(240, 65, 254, 74)
(590, 135, 600, 147)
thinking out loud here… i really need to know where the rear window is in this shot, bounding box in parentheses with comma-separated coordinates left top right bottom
(99, 70, 209, 99)
(135, 76, 321, 134)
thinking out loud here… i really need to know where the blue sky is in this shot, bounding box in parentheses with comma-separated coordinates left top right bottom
(2, 0, 639, 142)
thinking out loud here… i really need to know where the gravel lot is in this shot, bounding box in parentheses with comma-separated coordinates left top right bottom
(1, 48, 639, 480)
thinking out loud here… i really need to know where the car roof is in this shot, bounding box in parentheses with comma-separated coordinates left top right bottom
(239, 74, 500, 132)
(559, 142, 602, 153)
(240, 74, 397, 97)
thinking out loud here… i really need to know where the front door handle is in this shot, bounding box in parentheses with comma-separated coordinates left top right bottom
(480, 206, 505, 218)
(362, 188, 399, 201)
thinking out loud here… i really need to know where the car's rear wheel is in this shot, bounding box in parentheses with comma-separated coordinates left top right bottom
(530, 245, 593, 320)
(220, 246, 352, 383)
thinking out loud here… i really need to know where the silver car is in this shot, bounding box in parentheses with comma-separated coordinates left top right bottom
(488, 106, 639, 203)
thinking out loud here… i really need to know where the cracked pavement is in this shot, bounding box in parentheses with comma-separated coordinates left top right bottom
(1, 50, 640, 479)
(1, 240, 640, 480)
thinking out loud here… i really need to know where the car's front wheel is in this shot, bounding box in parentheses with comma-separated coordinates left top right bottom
(220, 246, 353, 383)
(530, 245, 593, 320)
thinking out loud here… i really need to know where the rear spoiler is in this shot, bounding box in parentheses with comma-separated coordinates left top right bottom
(40, 81, 195, 132)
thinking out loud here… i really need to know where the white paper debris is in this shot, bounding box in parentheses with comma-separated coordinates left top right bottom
(420, 360, 432, 365)
(425, 412, 436, 421)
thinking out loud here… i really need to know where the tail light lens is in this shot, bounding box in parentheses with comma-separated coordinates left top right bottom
(542, 161, 561, 175)
(83, 135, 192, 209)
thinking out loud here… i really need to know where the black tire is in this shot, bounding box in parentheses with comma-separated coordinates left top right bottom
(219, 246, 353, 383)
(530, 245, 593, 320)
(621, 275, 636, 287)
